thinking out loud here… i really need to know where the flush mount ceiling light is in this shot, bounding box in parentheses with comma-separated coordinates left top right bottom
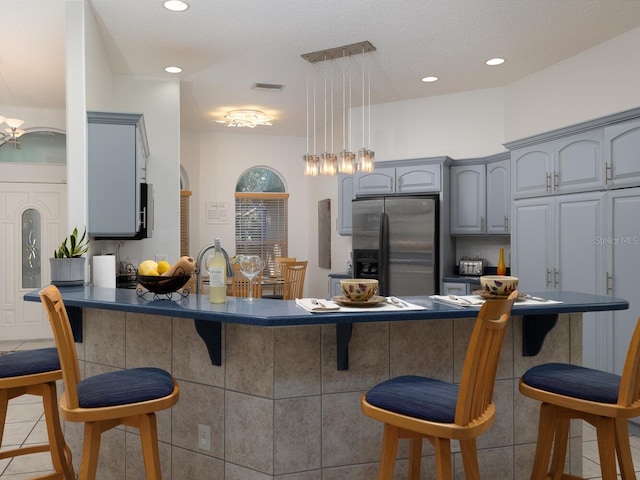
(163, 0, 189, 12)
(421, 76, 439, 83)
(301, 41, 376, 177)
(486, 57, 505, 66)
(0, 116, 26, 148)
(216, 109, 274, 128)
(164, 66, 183, 74)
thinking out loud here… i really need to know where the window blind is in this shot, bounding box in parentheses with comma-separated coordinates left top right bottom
(235, 193, 289, 272)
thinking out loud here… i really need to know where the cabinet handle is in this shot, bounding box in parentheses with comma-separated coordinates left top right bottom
(504, 215, 509, 231)
(140, 206, 147, 229)
(480, 216, 484, 230)
(391, 178, 395, 190)
(606, 272, 613, 294)
(546, 172, 551, 192)
(554, 268, 559, 288)
(605, 162, 612, 183)
(553, 171, 559, 192)
(546, 268, 551, 287)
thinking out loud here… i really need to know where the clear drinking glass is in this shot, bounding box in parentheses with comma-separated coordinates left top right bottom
(239, 255, 262, 302)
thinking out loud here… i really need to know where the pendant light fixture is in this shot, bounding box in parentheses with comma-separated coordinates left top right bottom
(301, 41, 376, 177)
(0, 116, 26, 148)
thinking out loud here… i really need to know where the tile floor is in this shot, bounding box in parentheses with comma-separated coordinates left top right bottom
(2, 340, 640, 479)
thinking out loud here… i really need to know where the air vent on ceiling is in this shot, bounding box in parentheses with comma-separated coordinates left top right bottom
(252, 83, 284, 91)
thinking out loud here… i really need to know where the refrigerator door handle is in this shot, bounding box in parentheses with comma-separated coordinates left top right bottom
(379, 211, 390, 296)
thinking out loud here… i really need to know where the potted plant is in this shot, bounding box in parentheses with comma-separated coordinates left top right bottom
(50, 227, 89, 286)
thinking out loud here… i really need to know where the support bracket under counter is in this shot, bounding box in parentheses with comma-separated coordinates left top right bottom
(522, 314, 558, 356)
(194, 320, 222, 366)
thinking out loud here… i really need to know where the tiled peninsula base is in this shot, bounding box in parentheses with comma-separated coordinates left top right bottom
(65, 308, 583, 479)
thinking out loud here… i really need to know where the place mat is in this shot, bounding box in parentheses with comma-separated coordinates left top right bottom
(295, 297, 427, 313)
(431, 294, 562, 307)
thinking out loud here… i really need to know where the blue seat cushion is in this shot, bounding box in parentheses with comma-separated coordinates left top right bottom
(77, 367, 175, 408)
(365, 375, 458, 423)
(522, 363, 621, 404)
(0, 348, 60, 378)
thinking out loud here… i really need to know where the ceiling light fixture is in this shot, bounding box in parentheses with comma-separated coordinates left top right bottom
(164, 66, 183, 74)
(163, 1, 189, 12)
(421, 76, 439, 83)
(216, 109, 274, 128)
(301, 41, 376, 177)
(0, 116, 26, 148)
(486, 57, 505, 66)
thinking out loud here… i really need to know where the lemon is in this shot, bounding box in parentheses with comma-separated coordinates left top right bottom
(157, 260, 171, 275)
(138, 259, 158, 276)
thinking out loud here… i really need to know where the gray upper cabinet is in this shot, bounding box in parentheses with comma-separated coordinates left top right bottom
(604, 118, 640, 188)
(87, 111, 149, 238)
(486, 159, 511, 234)
(354, 164, 440, 196)
(337, 174, 354, 235)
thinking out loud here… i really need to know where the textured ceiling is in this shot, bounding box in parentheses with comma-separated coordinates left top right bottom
(2, 0, 640, 137)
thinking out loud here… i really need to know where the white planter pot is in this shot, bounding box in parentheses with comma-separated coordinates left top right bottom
(50, 257, 86, 287)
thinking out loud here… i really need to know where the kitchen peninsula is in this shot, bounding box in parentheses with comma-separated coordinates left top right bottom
(25, 287, 628, 479)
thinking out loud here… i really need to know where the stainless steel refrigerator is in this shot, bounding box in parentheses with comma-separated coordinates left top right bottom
(352, 195, 438, 296)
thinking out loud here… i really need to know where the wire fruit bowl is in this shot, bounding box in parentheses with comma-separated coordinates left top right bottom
(136, 274, 191, 296)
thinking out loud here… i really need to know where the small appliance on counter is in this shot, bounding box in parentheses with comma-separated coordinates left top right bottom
(458, 256, 485, 276)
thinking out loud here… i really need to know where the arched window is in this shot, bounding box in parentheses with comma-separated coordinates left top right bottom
(235, 167, 288, 273)
(0, 131, 66, 164)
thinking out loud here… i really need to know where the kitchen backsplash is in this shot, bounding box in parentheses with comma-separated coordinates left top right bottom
(455, 236, 510, 268)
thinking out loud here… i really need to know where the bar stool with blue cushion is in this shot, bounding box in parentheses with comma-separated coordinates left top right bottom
(39, 285, 179, 480)
(0, 347, 75, 479)
(361, 290, 518, 480)
(519, 315, 640, 480)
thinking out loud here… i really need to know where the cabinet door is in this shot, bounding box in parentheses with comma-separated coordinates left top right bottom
(337, 174, 354, 235)
(553, 130, 604, 194)
(608, 188, 640, 374)
(450, 165, 486, 234)
(486, 159, 510, 234)
(604, 119, 640, 188)
(512, 144, 553, 198)
(512, 198, 554, 291)
(396, 164, 440, 193)
(354, 167, 395, 195)
(88, 122, 139, 237)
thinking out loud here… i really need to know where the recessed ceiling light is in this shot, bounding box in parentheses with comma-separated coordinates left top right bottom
(163, 1, 189, 12)
(486, 58, 505, 66)
(164, 66, 183, 74)
(421, 76, 439, 83)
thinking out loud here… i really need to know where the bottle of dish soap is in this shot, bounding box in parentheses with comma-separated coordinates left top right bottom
(497, 247, 507, 275)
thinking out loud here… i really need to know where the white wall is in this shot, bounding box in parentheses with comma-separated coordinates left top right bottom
(505, 27, 640, 142)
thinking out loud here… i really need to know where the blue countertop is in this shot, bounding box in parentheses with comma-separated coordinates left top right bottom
(24, 286, 628, 327)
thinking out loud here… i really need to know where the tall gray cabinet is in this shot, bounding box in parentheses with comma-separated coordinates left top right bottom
(87, 111, 150, 239)
(507, 107, 640, 375)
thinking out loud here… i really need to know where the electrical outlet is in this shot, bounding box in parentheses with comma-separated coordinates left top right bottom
(155, 254, 169, 262)
(198, 424, 211, 452)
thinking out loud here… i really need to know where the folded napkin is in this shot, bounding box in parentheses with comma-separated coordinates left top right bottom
(431, 295, 484, 307)
(295, 297, 427, 313)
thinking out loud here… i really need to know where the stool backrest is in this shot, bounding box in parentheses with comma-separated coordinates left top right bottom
(39, 285, 82, 410)
(617, 316, 640, 407)
(281, 260, 308, 300)
(455, 290, 518, 426)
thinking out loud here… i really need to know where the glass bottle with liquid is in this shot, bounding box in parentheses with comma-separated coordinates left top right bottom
(208, 238, 227, 304)
(497, 247, 507, 275)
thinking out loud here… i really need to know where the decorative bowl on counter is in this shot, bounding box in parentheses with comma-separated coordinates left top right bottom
(480, 275, 519, 298)
(136, 274, 191, 295)
(340, 278, 379, 302)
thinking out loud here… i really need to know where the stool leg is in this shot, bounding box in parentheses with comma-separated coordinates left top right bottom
(377, 424, 400, 480)
(432, 436, 452, 480)
(548, 415, 570, 479)
(79, 422, 103, 480)
(614, 417, 636, 480)
(460, 438, 480, 480)
(408, 437, 422, 480)
(530, 403, 557, 480)
(0, 389, 8, 446)
(595, 417, 618, 480)
(139, 413, 163, 480)
(42, 382, 75, 479)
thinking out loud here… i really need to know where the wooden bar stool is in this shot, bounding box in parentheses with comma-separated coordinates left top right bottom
(0, 347, 75, 479)
(361, 290, 518, 479)
(519, 315, 640, 480)
(281, 260, 307, 300)
(39, 285, 179, 480)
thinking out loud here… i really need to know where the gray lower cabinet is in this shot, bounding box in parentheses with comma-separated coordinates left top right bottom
(87, 111, 149, 238)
